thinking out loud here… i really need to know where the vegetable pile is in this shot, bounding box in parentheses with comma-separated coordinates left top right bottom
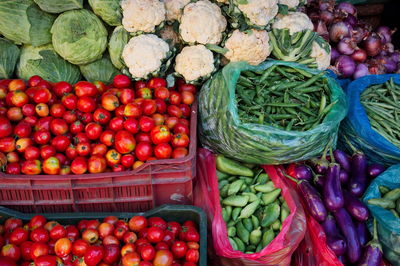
(306, 0, 400, 79)
(284, 145, 387, 264)
(368, 186, 400, 218)
(237, 64, 334, 131)
(216, 155, 290, 254)
(0, 214, 201, 265)
(0, 75, 195, 175)
(361, 78, 400, 148)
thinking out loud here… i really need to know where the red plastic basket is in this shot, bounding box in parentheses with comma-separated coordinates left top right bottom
(0, 103, 197, 213)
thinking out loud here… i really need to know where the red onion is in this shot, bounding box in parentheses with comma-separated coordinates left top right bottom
(337, 37, 356, 55)
(352, 26, 369, 44)
(375, 56, 397, 73)
(329, 22, 351, 43)
(383, 43, 395, 53)
(351, 49, 367, 63)
(320, 11, 334, 24)
(344, 14, 357, 27)
(376, 26, 395, 44)
(331, 47, 340, 64)
(353, 64, 370, 79)
(391, 51, 400, 63)
(337, 2, 357, 16)
(363, 33, 382, 57)
(335, 55, 356, 78)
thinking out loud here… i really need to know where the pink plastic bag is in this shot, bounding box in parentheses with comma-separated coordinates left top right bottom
(194, 148, 306, 266)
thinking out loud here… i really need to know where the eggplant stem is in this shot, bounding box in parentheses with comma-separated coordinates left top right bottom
(373, 218, 379, 241)
(343, 135, 361, 155)
(329, 147, 335, 163)
(281, 170, 299, 184)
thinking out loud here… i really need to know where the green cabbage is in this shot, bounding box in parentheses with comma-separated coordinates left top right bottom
(79, 54, 121, 84)
(17, 44, 81, 84)
(0, 38, 20, 79)
(108, 26, 129, 70)
(33, 0, 83, 13)
(51, 9, 108, 65)
(0, 0, 55, 46)
(88, 0, 122, 26)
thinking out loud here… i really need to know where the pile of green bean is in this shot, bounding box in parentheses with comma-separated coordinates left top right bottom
(361, 78, 400, 147)
(216, 155, 290, 254)
(236, 65, 336, 131)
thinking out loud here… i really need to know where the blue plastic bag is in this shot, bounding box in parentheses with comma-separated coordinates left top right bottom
(363, 164, 400, 266)
(338, 74, 400, 166)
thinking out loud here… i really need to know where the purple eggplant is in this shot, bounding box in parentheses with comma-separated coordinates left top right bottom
(321, 216, 347, 256)
(334, 149, 351, 172)
(339, 169, 349, 184)
(314, 174, 325, 189)
(344, 190, 369, 221)
(310, 157, 329, 174)
(355, 221, 370, 247)
(357, 219, 382, 266)
(349, 153, 368, 197)
(287, 164, 312, 181)
(367, 164, 385, 179)
(334, 208, 361, 263)
(324, 163, 344, 211)
(321, 215, 340, 235)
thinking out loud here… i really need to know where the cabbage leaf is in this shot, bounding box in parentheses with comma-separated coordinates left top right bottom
(79, 54, 121, 84)
(88, 0, 122, 26)
(33, 0, 83, 13)
(108, 26, 129, 70)
(0, 38, 20, 79)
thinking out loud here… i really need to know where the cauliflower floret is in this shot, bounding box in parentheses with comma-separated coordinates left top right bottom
(175, 45, 215, 82)
(179, 0, 227, 45)
(122, 34, 170, 79)
(121, 0, 166, 33)
(164, 0, 190, 21)
(278, 0, 299, 8)
(224, 30, 271, 65)
(310, 40, 331, 70)
(237, 0, 278, 27)
(272, 12, 313, 35)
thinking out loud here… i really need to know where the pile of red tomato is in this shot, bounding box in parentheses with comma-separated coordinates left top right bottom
(0, 74, 196, 175)
(0, 215, 201, 266)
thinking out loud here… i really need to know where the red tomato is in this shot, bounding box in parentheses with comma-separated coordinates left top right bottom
(30, 242, 49, 259)
(147, 227, 165, 243)
(54, 238, 72, 257)
(75, 81, 97, 97)
(181, 91, 195, 105)
(66, 225, 79, 242)
(114, 131, 136, 154)
(82, 229, 99, 244)
(121, 154, 135, 168)
(115, 105, 126, 117)
(167, 105, 183, 118)
(115, 220, 129, 230)
(15, 138, 32, 153)
(6, 152, 19, 163)
(60, 165, 71, 175)
(61, 93, 78, 110)
(178, 104, 191, 118)
(148, 77, 167, 89)
(93, 81, 107, 94)
(174, 123, 190, 135)
(100, 130, 115, 146)
(165, 117, 179, 129)
(0, 244, 20, 262)
(135, 142, 152, 162)
(178, 83, 196, 94)
(109, 117, 124, 132)
(135, 81, 146, 90)
(9, 228, 28, 245)
(140, 245, 155, 261)
(88, 155, 107, 174)
(103, 235, 119, 246)
(148, 217, 167, 230)
(36, 80, 51, 90)
(33, 131, 50, 145)
(103, 244, 120, 264)
(122, 118, 138, 135)
(7, 106, 23, 121)
(0, 117, 12, 138)
(171, 241, 188, 259)
(120, 243, 136, 257)
(65, 145, 78, 160)
(139, 262, 152, 266)
(101, 94, 119, 111)
(13, 122, 31, 138)
(136, 87, 152, 99)
(30, 227, 49, 243)
(91, 143, 107, 156)
(93, 108, 111, 125)
(98, 223, 115, 239)
(72, 239, 89, 257)
(71, 157, 88, 175)
(172, 148, 188, 159)
(113, 227, 127, 241)
(155, 99, 167, 114)
(167, 222, 182, 238)
(152, 113, 165, 126)
(21, 160, 41, 175)
(169, 91, 182, 105)
(162, 231, 175, 246)
(49, 103, 65, 118)
(128, 216, 148, 232)
(113, 75, 131, 88)
(76, 142, 91, 157)
(103, 216, 118, 225)
(121, 232, 136, 245)
(142, 99, 157, 115)
(34, 255, 62, 266)
(70, 121, 84, 135)
(119, 88, 135, 105)
(49, 225, 67, 241)
(20, 241, 33, 261)
(153, 250, 173, 266)
(154, 87, 170, 100)
(138, 228, 148, 239)
(182, 221, 197, 229)
(51, 135, 71, 152)
(50, 119, 68, 136)
(172, 133, 190, 148)
(55, 153, 67, 166)
(135, 132, 151, 143)
(155, 242, 169, 251)
(124, 103, 142, 118)
(21, 104, 35, 116)
(44, 221, 59, 232)
(139, 116, 155, 132)
(28, 75, 43, 87)
(42, 157, 60, 175)
(63, 110, 78, 124)
(154, 143, 172, 159)
(85, 123, 103, 140)
(34, 117, 52, 131)
(33, 88, 52, 103)
(84, 246, 104, 266)
(5, 163, 20, 174)
(150, 125, 171, 144)
(10, 91, 28, 107)
(77, 96, 96, 113)
(121, 252, 141, 266)
(53, 81, 72, 97)
(183, 227, 199, 242)
(0, 137, 14, 153)
(80, 112, 93, 125)
(185, 249, 199, 263)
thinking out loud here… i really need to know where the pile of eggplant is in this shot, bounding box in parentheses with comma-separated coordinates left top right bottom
(284, 144, 386, 265)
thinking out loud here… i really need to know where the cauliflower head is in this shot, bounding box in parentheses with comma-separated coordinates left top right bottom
(175, 45, 215, 82)
(122, 34, 170, 79)
(272, 12, 313, 35)
(224, 30, 271, 65)
(310, 40, 331, 70)
(121, 0, 166, 34)
(179, 0, 227, 45)
(278, 0, 299, 8)
(237, 0, 279, 27)
(164, 0, 190, 21)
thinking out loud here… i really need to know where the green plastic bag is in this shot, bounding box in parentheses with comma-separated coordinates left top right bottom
(198, 60, 348, 164)
(363, 164, 400, 266)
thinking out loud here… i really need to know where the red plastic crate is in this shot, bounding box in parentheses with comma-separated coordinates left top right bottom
(0, 103, 197, 213)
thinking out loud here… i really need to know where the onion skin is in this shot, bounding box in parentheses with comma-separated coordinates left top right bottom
(353, 64, 370, 79)
(363, 34, 383, 57)
(337, 2, 357, 16)
(335, 55, 356, 78)
(338, 37, 356, 55)
(329, 22, 351, 43)
(351, 49, 367, 63)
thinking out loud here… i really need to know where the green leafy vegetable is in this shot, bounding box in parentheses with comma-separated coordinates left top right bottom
(33, 0, 83, 13)
(88, 0, 122, 26)
(0, 38, 20, 79)
(0, 0, 55, 46)
(108, 26, 129, 70)
(79, 54, 121, 84)
(51, 9, 108, 65)
(17, 44, 81, 84)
